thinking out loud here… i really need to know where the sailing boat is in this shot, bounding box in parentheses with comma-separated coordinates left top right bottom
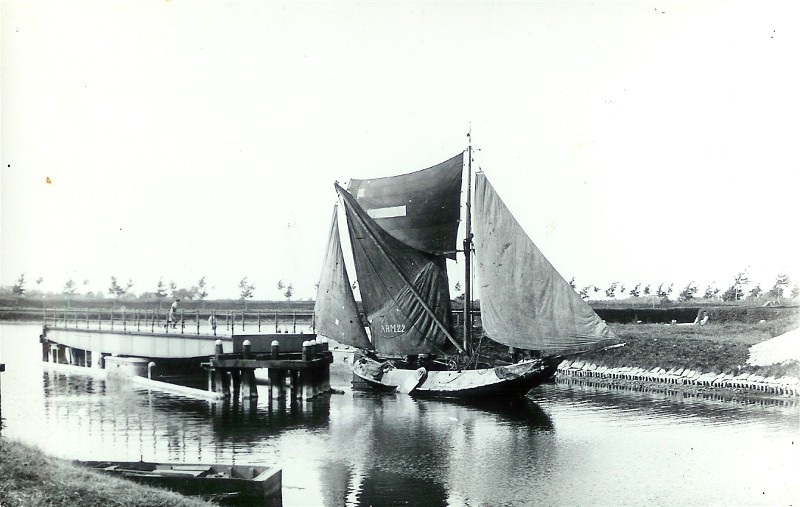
(314, 143, 616, 398)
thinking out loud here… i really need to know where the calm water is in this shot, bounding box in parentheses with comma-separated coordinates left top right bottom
(1, 323, 798, 506)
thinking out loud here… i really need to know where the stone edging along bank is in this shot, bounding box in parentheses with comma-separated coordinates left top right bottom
(556, 360, 800, 397)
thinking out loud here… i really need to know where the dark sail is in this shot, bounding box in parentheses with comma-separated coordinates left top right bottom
(347, 154, 463, 259)
(336, 183, 456, 357)
(314, 206, 372, 349)
(473, 173, 616, 355)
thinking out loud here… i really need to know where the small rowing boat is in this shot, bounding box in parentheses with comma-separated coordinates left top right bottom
(77, 460, 281, 503)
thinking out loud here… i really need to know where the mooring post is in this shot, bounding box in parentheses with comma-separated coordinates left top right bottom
(243, 339, 252, 359)
(293, 311, 297, 333)
(320, 337, 331, 392)
(180, 309, 185, 334)
(241, 310, 245, 332)
(211, 310, 217, 336)
(196, 310, 200, 335)
(300, 340, 315, 400)
(122, 308, 127, 331)
(148, 361, 155, 380)
(258, 311, 261, 332)
(151, 309, 155, 333)
(215, 339, 223, 358)
(268, 340, 284, 400)
(274, 310, 278, 332)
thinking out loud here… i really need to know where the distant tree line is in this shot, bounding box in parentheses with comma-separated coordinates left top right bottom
(2, 273, 316, 305)
(572, 270, 797, 304)
(4, 269, 799, 305)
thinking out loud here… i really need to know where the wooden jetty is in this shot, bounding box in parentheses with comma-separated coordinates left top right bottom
(205, 335, 334, 400)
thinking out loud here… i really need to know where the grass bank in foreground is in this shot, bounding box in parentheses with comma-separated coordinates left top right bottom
(0, 439, 213, 507)
(582, 310, 800, 379)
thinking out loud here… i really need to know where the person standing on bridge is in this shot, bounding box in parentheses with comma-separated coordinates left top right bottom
(168, 298, 180, 329)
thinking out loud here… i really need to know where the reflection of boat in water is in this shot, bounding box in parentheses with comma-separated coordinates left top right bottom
(317, 391, 555, 506)
(314, 140, 616, 398)
(76, 461, 281, 504)
(422, 395, 555, 430)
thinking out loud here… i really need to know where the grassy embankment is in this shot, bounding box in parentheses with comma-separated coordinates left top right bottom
(0, 439, 214, 507)
(581, 307, 800, 379)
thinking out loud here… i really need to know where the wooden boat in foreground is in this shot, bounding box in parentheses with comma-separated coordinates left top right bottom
(77, 461, 281, 502)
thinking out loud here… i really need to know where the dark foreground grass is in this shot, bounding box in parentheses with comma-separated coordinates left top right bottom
(581, 309, 800, 378)
(0, 439, 213, 507)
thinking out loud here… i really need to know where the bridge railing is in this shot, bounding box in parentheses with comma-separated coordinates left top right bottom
(42, 307, 316, 336)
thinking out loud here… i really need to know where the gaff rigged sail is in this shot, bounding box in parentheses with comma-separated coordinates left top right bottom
(313, 206, 372, 349)
(336, 183, 456, 357)
(473, 173, 616, 355)
(347, 154, 463, 259)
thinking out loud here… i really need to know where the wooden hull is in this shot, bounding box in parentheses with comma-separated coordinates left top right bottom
(77, 461, 281, 502)
(352, 357, 559, 398)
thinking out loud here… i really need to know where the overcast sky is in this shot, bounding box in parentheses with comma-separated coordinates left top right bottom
(2, 1, 797, 301)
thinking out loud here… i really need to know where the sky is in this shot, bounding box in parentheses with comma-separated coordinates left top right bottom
(1, 1, 798, 301)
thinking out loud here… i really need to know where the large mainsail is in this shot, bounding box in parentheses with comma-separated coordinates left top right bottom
(336, 183, 457, 357)
(347, 154, 463, 259)
(473, 173, 616, 355)
(314, 206, 372, 349)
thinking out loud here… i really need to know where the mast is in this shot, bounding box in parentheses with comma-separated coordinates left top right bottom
(463, 131, 473, 355)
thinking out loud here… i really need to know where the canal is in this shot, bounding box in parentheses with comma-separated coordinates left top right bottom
(1, 323, 798, 506)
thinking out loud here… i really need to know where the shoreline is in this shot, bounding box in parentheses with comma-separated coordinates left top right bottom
(556, 359, 799, 400)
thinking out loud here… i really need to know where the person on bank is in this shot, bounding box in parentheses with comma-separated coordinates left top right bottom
(168, 299, 180, 329)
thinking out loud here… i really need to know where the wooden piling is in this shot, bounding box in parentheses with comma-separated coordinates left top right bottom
(240, 369, 258, 399)
(231, 369, 241, 398)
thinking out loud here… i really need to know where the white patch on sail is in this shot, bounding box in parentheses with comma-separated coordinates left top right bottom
(367, 205, 407, 219)
(357, 188, 365, 198)
(335, 319, 339, 326)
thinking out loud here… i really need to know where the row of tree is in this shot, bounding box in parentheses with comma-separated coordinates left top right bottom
(568, 271, 797, 303)
(4, 270, 797, 304)
(4, 275, 298, 302)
